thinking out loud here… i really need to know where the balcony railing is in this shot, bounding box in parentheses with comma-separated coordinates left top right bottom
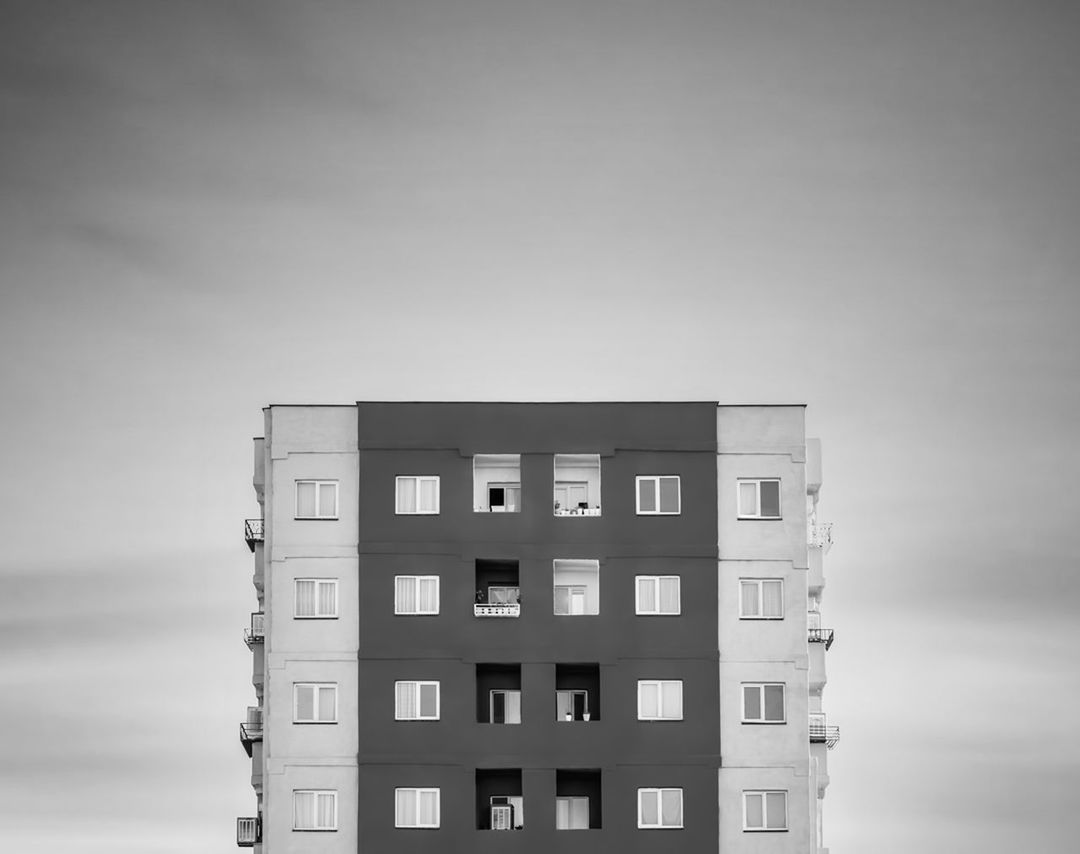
(239, 707, 263, 757)
(808, 627, 835, 650)
(244, 518, 264, 552)
(474, 603, 521, 617)
(809, 719, 840, 748)
(236, 816, 260, 847)
(808, 522, 833, 550)
(244, 612, 265, 648)
(554, 506, 601, 517)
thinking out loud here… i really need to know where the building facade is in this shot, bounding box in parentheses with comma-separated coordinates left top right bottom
(237, 402, 837, 852)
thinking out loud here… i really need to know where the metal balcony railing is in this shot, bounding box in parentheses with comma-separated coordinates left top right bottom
(239, 707, 263, 757)
(244, 518, 264, 552)
(808, 522, 833, 550)
(474, 603, 521, 617)
(244, 612, 265, 648)
(236, 816, 260, 847)
(809, 719, 840, 748)
(808, 627, 835, 650)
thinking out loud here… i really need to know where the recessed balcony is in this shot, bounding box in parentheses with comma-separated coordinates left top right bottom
(808, 522, 833, 550)
(243, 518, 264, 552)
(809, 715, 840, 748)
(474, 602, 520, 617)
(236, 816, 260, 847)
(475, 560, 520, 617)
(239, 706, 263, 757)
(808, 627, 835, 650)
(243, 612, 264, 647)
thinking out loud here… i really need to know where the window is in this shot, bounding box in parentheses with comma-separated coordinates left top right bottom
(295, 579, 338, 618)
(737, 478, 781, 519)
(637, 680, 683, 721)
(473, 454, 522, 512)
(293, 790, 336, 830)
(490, 690, 522, 724)
(636, 576, 681, 615)
(638, 788, 683, 829)
(743, 790, 787, 831)
(554, 585, 586, 615)
(636, 476, 681, 514)
(556, 689, 590, 721)
(553, 559, 600, 615)
(394, 576, 439, 615)
(294, 683, 337, 723)
(395, 788, 440, 828)
(739, 579, 784, 619)
(295, 480, 338, 519)
(395, 681, 440, 720)
(396, 476, 440, 514)
(742, 684, 785, 723)
(553, 454, 601, 516)
(556, 797, 589, 830)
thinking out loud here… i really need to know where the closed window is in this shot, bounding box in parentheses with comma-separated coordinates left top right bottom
(637, 680, 683, 721)
(396, 476, 440, 514)
(294, 683, 337, 723)
(295, 480, 338, 519)
(636, 576, 680, 615)
(395, 788, 440, 828)
(739, 579, 783, 619)
(394, 576, 439, 615)
(293, 790, 336, 830)
(743, 790, 787, 831)
(295, 579, 338, 618)
(742, 684, 785, 723)
(636, 476, 681, 514)
(556, 797, 589, 830)
(554, 585, 587, 615)
(490, 690, 521, 724)
(395, 681, 440, 720)
(638, 788, 683, 829)
(737, 478, 781, 519)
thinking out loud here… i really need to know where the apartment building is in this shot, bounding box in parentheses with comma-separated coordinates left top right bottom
(236, 402, 838, 852)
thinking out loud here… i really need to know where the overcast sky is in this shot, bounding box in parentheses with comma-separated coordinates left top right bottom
(1, 1, 1078, 851)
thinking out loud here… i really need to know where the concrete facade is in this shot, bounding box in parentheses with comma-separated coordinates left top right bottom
(238, 402, 837, 853)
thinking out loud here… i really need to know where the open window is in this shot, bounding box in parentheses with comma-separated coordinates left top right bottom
(554, 454, 601, 516)
(473, 454, 521, 513)
(553, 559, 599, 615)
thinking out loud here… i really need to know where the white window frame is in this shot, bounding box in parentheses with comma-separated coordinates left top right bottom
(635, 575, 681, 615)
(395, 475, 440, 515)
(737, 478, 782, 519)
(293, 789, 337, 831)
(394, 575, 440, 615)
(395, 680, 441, 721)
(743, 790, 788, 831)
(741, 683, 786, 724)
(395, 787, 441, 828)
(295, 480, 339, 520)
(293, 683, 338, 724)
(294, 578, 339, 619)
(637, 788, 683, 829)
(637, 680, 684, 721)
(489, 689, 522, 724)
(739, 578, 784, 619)
(635, 475, 681, 515)
(555, 796, 589, 830)
(556, 689, 590, 721)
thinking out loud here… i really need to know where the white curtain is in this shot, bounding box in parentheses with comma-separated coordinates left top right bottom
(318, 482, 336, 516)
(660, 790, 682, 826)
(295, 580, 316, 617)
(637, 577, 657, 612)
(396, 682, 417, 719)
(745, 792, 764, 827)
(504, 690, 521, 724)
(418, 577, 438, 612)
(762, 580, 783, 617)
(740, 581, 759, 616)
(418, 789, 438, 826)
(294, 791, 314, 828)
(396, 577, 416, 613)
(662, 681, 683, 719)
(295, 685, 315, 721)
(396, 789, 416, 826)
(296, 481, 316, 517)
(639, 682, 659, 718)
(318, 686, 336, 722)
(318, 581, 336, 616)
(765, 792, 786, 829)
(419, 478, 437, 512)
(640, 790, 658, 825)
(743, 685, 761, 720)
(739, 481, 758, 515)
(659, 577, 680, 613)
(396, 478, 416, 513)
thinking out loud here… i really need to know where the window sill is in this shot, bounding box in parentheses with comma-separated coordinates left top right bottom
(635, 611, 682, 616)
(743, 828, 789, 833)
(636, 511, 681, 516)
(736, 516, 782, 521)
(741, 720, 786, 725)
(293, 721, 338, 725)
(294, 615, 339, 620)
(294, 516, 340, 521)
(293, 828, 338, 832)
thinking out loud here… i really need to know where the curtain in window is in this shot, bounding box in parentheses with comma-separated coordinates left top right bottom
(557, 797, 588, 829)
(296, 580, 317, 616)
(640, 790, 658, 825)
(418, 790, 438, 826)
(765, 792, 786, 829)
(419, 684, 438, 718)
(505, 690, 521, 723)
(294, 791, 314, 828)
(318, 686, 336, 722)
(316, 792, 334, 828)
(296, 482, 317, 517)
(743, 685, 761, 720)
(639, 682, 659, 718)
(419, 478, 437, 512)
(397, 478, 416, 513)
(659, 577, 679, 613)
(739, 481, 758, 515)
(740, 581, 759, 616)
(745, 792, 764, 827)
(660, 790, 682, 826)
(418, 577, 438, 612)
(764, 685, 784, 721)
(296, 685, 315, 721)
(396, 682, 417, 719)
(662, 682, 682, 719)
(318, 581, 336, 616)
(638, 479, 656, 512)
(318, 482, 336, 516)
(396, 577, 416, 613)
(396, 789, 416, 826)
(762, 580, 783, 617)
(659, 477, 679, 512)
(637, 578, 657, 612)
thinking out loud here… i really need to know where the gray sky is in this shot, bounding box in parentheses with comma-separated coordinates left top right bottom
(1, 1, 1078, 851)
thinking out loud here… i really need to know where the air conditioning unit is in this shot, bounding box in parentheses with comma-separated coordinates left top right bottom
(490, 798, 513, 830)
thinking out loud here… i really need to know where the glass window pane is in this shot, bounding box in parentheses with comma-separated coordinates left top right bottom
(662, 681, 682, 718)
(637, 577, 657, 613)
(506, 690, 521, 724)
(556, 798, 570, 829)
(396, 577, 415, 613)
(396, 682, 416, 718)
(659, 477, 679, 512)
(571, 797, 589, 828)
(745, 792, 763, 828)
(317, 792, 335, 828)
(397, 478, 416, 513)
(419, 577, 437, 612)
(760, 480, 781, 517)
(294, 791, 314, 828)
(419, 683, 438, 718)
(318, 686, 335, 721)
(318, 581, 336, 616)
(396, 789, 415, 826)
(638, 479, 656, 512)
(296, 685, 314, 721)
(659, 577, 680, 613)
(740, 581, 759, 616)
(554, 586, 570, 615)
(297, 482, 316, 517)
(419, 478, 437, 512)
(766, 792, 786, 829)
(661, 790, 682, 826)
(640, 791, 658, 825)
(419, 790, 437, 825)
(764, 685, 784, 721)
(762, 580, 783, 617)
(639, 682, 659, 718)
(739, 482, 758, 516)
(318, 482, 336, 516)
(743, 685, 761, 720)
(296, 580, 316, 616)
(556, 691, 571, 719)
